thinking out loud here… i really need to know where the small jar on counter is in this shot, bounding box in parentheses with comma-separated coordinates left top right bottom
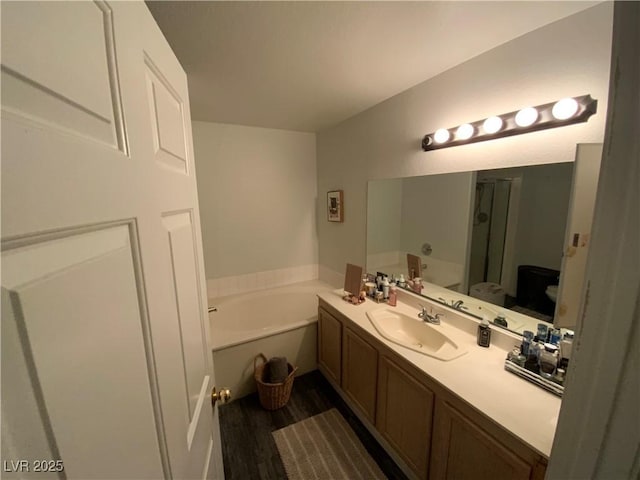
(539, 343, 559, 379)
(553, 368, 566, 385)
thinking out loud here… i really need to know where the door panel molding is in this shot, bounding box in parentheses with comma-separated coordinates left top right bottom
(161, 210, 211, 453)
(187, 376, 211, 451)
(0, 1, 127, 152)
(1, 219, 171, 478)
(144, 53, 189, 175)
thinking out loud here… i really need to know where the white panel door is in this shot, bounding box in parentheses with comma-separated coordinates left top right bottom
(1, 2, 223, 479)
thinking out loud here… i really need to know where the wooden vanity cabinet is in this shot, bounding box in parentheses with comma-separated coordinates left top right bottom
(342, 326, 378, 423)
(376, 355, 434, 480)
(316, 300, 547, 480)
(317, 307, 342, 385)
(430, 397, 547, 480)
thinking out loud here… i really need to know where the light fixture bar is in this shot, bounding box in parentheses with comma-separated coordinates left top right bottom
(422, 94, 597, 152)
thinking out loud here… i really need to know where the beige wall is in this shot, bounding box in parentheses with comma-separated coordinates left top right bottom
(512, 163, 573, 273)
(366, 178, 403, 255)
(317, 3, 613, 282)
(193, 122, 318, 279)
(400, 173, 474, 265)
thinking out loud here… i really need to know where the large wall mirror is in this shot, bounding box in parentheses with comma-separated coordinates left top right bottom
(366, 144, 602, 336)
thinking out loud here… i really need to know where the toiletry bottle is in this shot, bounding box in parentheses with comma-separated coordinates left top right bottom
(388, 285, 397, 306)
(477, 317, 491, 347)
(525, 340, 543, 373)
(539, 343, 559, 379)
(521, 330, 534, 357)
(398, 274, 406, 288)
(550, 328, 562, 345)
(382, 277, 390, 299)
(559, 330, 574, 369)
(537, 323, 549, 343)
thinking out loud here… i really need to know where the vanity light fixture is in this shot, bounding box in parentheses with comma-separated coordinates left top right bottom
(422, 94, 597, 151)
(433, 128, 451, 143)
(552, 97, 579, 120)
(483, 116, 503, 134)
(514, 107, 539, 127)
(456, 123, 475, 140)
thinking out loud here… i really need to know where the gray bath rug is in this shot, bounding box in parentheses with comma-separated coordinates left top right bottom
(272, 408, 386, 480)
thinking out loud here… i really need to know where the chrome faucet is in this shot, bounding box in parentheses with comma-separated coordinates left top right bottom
(418, 304, 443, 325)
(438, 298, 466, 310)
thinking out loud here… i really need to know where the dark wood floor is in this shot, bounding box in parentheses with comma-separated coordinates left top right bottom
(218, 369, 408, 480)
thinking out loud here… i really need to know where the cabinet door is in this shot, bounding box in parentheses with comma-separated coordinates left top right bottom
(377, 356, 435, 479)
(318, 307, 343, 385)
(342, 327, 378, 422)
(430, 399, 533, 480)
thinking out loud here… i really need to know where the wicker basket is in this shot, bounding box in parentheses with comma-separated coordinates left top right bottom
(254, 353, 297, 410)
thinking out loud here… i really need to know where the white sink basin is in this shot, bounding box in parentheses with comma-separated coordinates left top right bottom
(366, 308, 467, 361)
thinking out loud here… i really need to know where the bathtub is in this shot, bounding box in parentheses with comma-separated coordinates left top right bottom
(209, 280, 333, 400)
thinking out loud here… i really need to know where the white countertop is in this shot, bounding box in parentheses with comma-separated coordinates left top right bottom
(318, 288, 561, 459)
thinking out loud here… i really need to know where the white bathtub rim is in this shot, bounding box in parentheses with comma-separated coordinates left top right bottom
(208, 279, 332, 351)
(211, 320, 316, 352)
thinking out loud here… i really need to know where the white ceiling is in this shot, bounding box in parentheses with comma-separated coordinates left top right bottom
(147, 1, 598, 133)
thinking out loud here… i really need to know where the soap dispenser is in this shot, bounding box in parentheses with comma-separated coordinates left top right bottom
(388, 284, 397, 306)
(477, 317, 491, 347)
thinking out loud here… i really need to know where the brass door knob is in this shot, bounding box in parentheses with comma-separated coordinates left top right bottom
(211, 387, 231, 406)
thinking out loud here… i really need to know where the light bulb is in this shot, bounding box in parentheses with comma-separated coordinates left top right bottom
(515, 107, 538, 127)
(552, 98, 579, 120)
(483, 116, 503, 134)
(434, 128, 450, 143)
(456, 124, 474, 140)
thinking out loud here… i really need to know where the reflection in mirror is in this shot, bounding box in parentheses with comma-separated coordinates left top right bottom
(366, 163, 577, 335)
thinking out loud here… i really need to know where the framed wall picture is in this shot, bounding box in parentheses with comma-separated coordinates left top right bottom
(327, 190, 344, 222)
